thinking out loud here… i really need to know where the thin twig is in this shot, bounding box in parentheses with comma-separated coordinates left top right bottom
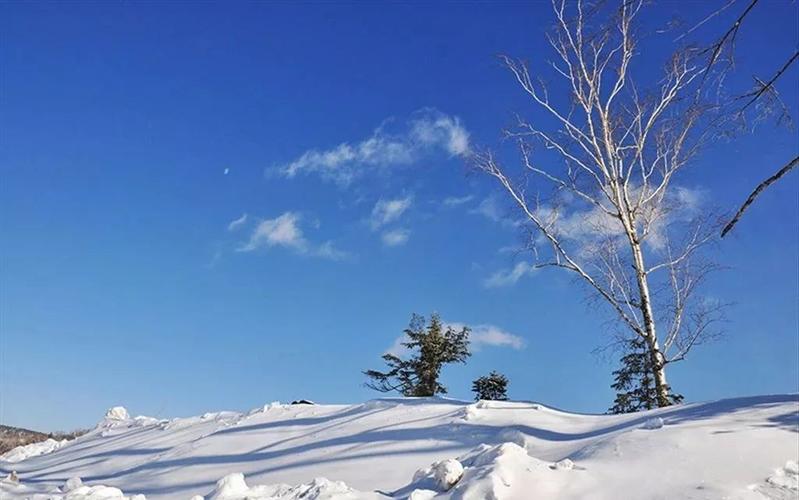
(738, 50, 799, 113)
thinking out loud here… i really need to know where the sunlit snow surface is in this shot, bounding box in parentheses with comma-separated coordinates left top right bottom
(1, 395, 797, 499)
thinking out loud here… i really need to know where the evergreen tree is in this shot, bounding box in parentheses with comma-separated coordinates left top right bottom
(364, 313, 470, 397)
(471, 371, 509, 401)
(608, 337, 684, 414)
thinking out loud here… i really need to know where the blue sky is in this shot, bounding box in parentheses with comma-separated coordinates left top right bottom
(1, 1, 797, 432)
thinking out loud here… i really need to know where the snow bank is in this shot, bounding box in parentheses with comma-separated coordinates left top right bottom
(159, 411, 240, 431)
(0, 437, 68, 463)
(202, 473, 368, 500)
(402, 442, 572, 499)
(62, 484, 146, 499)
(0, 474, 145, 499)
(0, 394, 795, 500)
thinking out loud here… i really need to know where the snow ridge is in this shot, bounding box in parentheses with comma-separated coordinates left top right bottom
(0, 395, 796, 500)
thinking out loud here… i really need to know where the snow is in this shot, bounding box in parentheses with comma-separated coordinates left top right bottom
(64, 477, 84, 491)
(0, 438, 69, 463)
(104, 407, 131, 422)
(0, 394, 796, 499)
(409, 459, 464, 492)
(431, 459, 463, 490)
(553, 458, 574, 470)
(641, 416, 665, 430)
(202, 473, 366, 500)
(753, 460, 799, 499)
(0, 475, 145, 500)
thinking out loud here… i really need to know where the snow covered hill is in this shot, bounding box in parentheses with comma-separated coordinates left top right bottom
(1, 395, 797, 499)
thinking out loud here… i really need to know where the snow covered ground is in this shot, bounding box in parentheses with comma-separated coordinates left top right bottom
(1, 395, 796, 499)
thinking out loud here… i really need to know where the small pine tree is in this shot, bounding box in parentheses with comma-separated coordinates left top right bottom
(608, 337, 684, 414)
(472, 371, 509, 401)
(364, 313, 471, 397)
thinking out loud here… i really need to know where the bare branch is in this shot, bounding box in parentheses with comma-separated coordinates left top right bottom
(721, 156, 799, 237)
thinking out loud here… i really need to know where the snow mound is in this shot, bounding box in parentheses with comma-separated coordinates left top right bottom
(204, 473, 366, 500)
(247, 402, 283, 416)
(451, 443, 547, 498)
(754, 460, 799, 498)
(767, 460, 799, 490)
(63, 484, 145, 499)
(433, 459, 464, 490)
(411, 459, 464, 492)
(64, 476, 84, 491)
(553, 458, 575, 470)
(104, 407, 131, 421)
(1, 437, 68, 463)
(404, 442, 562, 499)
(130, 416, 162, 427)
(0, 475, 145, 500)
(641, 417, 664, 430)
(407, 490, 437, 500)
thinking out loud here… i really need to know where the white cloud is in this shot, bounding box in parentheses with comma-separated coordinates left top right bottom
(383, 321, 525, 356)
(275, 109, 470, 186)
(314, 241, 350, 261)
(237, 212, 348, 260)
(409, 111, 470, 156)
(238, 212, 306, 252)
(477, 185, 704, 288)
(484, 261, 536, 288)
(531, 185, 704, 253)
(470, 197, 503, 221)
(382, 228, 410, 247)
(227, 213, 248, 232)
(470, 196, 523, 227)
(385, 336, 410, 357)
(371, 197, 412, 230)
(446, 322, 526, 350)
(442, 195, 474, 207)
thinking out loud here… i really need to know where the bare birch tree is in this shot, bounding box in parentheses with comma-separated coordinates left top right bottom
(473, 0, 729, 407)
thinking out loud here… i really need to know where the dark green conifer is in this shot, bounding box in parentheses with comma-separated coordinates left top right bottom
(364, 313, 470, 397)
(609, 337, 683, 414)
(472, 371, 509, 401)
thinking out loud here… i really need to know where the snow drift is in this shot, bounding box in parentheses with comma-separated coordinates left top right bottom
(0, 438, 68, 464)
(0, 395, 796, 499)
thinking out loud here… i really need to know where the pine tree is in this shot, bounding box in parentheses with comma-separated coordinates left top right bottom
(364, 313, 471, 397)
(608, 337, 684, 414)
(472, 371, 509, 401)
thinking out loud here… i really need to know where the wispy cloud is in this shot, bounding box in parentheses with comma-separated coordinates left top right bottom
(442, 195, 474, 207)
(237, 212, 348, 260)
(469, 196, 523, 228)
(238, 212, 306, 252)
(384, 320, 525, 356)
(227, 213, 248, 232)
(385, 336, 409, 357)
(275, 109, 470, 186)
(532, 185, 704, 253)
(314, 241, 350, 261)
(371, 197, 412, 230)
(484, 261, 536, 288)
(382, 228, 411, 247)
(470, 197, 503, 221)
(447, 322, 526, 350)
